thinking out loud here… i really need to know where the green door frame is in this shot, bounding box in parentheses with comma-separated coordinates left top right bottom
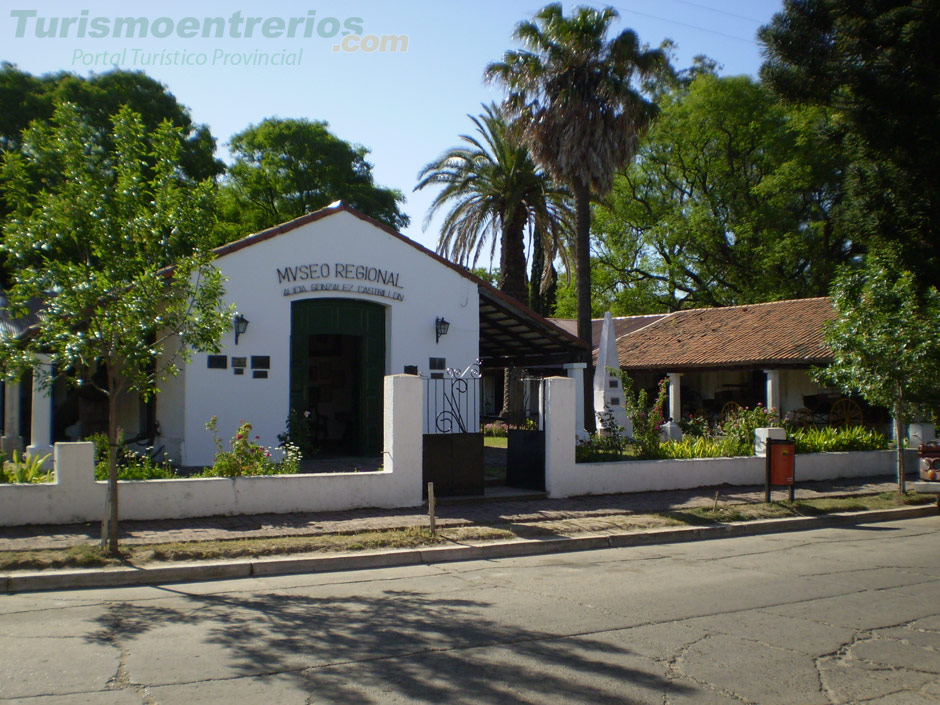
(289, 298, 387, 454)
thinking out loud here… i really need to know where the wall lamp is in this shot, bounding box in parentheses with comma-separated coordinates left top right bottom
(234, 314, 249, 345)
(435, 317, 450, 344)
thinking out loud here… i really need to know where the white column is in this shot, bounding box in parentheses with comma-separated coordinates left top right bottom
(26, 355, 54, 464)
(1, 381, 23, 455)
(383, 374, 423, 507)
(543, 376, 576, 498)
(668, 373, 682, 422)
(563, 362, 589, 441)
(764, 369, 781, 416)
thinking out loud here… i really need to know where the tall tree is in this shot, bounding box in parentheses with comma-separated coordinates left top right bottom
(760, 0, 940, 289)
(593, 74, 846, 310)
(486, 3, 670, 430)
(815, 252, 940, 493)
(0, 102, 230, 553)
(0, 65, 224, 284)
(219, 118, 408, 241)
(415, 102, 570, 306)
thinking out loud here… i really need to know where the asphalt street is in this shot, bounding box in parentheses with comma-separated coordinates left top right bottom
(1, 517, 938, 704)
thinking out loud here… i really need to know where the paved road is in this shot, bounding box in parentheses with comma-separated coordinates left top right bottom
(1, 517, 938, 704)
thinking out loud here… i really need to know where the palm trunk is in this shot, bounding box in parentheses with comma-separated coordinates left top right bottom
(498, 211, 529, 306)
(573, 183, 595, 433)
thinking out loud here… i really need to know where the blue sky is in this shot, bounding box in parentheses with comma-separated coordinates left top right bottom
(2, 1, 783, 252)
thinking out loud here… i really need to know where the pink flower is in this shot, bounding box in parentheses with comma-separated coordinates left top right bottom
(236, 434, 243, 440)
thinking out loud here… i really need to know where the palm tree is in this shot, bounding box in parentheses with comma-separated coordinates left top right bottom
(485, 3, 670, 430)
(415, 102, 570, 306)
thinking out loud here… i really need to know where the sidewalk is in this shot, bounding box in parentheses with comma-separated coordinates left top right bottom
(0, 475, 909, 552)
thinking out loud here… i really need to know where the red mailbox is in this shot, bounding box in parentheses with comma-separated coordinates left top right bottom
(765, 438, 796, 502)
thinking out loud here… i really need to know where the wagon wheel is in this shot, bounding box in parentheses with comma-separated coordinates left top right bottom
(790, 407, 815, 429)
(720, 401, 741, 422)
(828, 398, 863, 427)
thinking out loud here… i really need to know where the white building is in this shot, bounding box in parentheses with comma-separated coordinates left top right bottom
(2, 203, 588, 468)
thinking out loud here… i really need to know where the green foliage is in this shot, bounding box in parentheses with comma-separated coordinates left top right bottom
(0, 66, 222, 280)
(84, 434, 177, 481)
(0, 100, 231, 552)
(721, 404, 781, 457)
(814, 251, 940, 491)
(487, 4, 671, 429)
(0, 450, 52, 483)
(593, 74, 845, 309)
(575, 432, 631, 463)
(760, 1, 940, 288)
(202, 417, 300, 477)
(218, 117, 408, 242)
(0, 102, 231, 395)
(658, 436, 740, 459)
(624, 376, 669, 459)
(415, 103, 570, 306)
(277, 409, 319, 460)
(790, 426, 889, 454)
(678, 414, 711, 438)
(817, 253, 940, 411)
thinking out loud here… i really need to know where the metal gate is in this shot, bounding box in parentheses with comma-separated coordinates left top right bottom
(506, 376, 546, 491)
(422, 361, 484, 497)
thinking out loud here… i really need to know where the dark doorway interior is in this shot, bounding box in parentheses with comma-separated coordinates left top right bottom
(290, 299, 386, 455)
(305, 333, 362, 454)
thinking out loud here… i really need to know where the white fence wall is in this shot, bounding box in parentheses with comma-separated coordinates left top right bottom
(0, 375, 423, 527)
(0, 375, 914, 528)
(543, 376, 911, 499)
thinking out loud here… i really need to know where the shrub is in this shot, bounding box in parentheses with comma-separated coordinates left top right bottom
(791, 425, 889, 453)
(1, 450, 52, 483)
(659, 436, 742, 459)
(622, 375, 669, 459)
(202, 417, 300, 477)
(85, 433, 177, 481)
(575, 433, 631, 462)
(679, 413, 711, 438)
(721, 404, 781, 456)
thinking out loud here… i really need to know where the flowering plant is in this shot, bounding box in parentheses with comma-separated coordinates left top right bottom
(623, 376, 669, 459)
(204, 417, 283, 476)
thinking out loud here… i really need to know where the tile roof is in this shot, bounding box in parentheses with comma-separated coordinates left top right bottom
(614, 297, 835, 371)
(548, 314, 666, 349)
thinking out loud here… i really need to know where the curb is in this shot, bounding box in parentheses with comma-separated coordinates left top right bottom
(2, 505, 935, 594)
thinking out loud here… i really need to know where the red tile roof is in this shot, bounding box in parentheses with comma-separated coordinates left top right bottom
(614, 297, 835, 371)
(548, 314, 666, 349)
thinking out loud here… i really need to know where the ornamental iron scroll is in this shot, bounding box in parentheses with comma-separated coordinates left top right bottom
(425, 360, 482, 435)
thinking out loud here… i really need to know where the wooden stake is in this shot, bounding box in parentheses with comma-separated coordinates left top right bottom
(428, 482, 437, 536)
(713, 490, 720, 512)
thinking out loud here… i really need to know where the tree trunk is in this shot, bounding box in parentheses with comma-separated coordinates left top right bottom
(498, 211, 529, 306)
(894, 385, 906, 494)
(105, 366, 123, 555)
(573, 183, 595, 433)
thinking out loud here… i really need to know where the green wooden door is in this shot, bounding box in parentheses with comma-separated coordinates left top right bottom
(290, 299, 386, 454)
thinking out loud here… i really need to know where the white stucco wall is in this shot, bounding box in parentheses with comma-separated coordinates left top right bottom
(543, 377, 911, 499)
(0, 375, 424, 526)
(159, 210, 480, 467)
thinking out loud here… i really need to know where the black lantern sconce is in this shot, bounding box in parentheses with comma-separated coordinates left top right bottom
(435, 317, 450, 344)
(234, 314, 249, 345)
